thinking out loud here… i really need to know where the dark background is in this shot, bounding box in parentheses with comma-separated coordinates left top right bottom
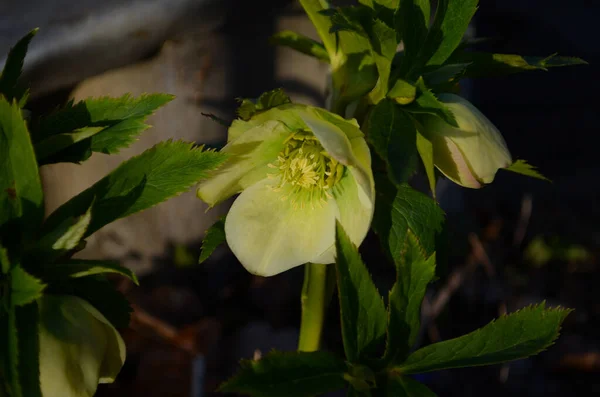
(6, 0, 599, 396)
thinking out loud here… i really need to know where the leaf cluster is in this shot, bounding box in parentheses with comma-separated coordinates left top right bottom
(221, 220, 570, 396)
(220, 0, 582, 395)
(274, 0, 585, 193)
(0, 31, 227, 396)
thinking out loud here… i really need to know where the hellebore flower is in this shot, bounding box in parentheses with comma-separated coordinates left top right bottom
(197, 104, 374, 276)
(38, 295, 125, 397)
(420, 93, 512, 188)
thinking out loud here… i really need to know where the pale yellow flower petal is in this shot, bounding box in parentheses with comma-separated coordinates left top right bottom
(225, 177, 339, 276)
(38, 295, 125, 397)
(422, 94, 512, 188)
(197, 120, 290, 206)
(312, 170, 374, 264)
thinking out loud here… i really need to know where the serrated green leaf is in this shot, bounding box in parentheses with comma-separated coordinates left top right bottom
(335, 222, 387, 363)
(403, 78, 457, 127)
(14, 303, 41, 397)
(219, 350, 347, 397)
(42, 140, 227, 238)
(32, 93, 174, 163)
(396, 303, 571, 374)
(198, 218, 225, 264)
(365, 100, 419, 185)
(0, 29, 38, 106)
(448, 52, 587, 78)
(270, 31, 330, 62)
(416, 130, 436, 196)
(33, 126, 104, 162)
(502, 160, 550, 182)
(10, 265, 45, 306)
(0, 97, 44, 243)
(385, 375, 437, 396)
(89, 118, 151, 154)
(29, 202, 93, 263)
(384, 231, 436, 363)
(36, 259, 138, 285)
(48, 276, 132, 329)
(372, 181, 444, 260)
(419, 0, 479, 67)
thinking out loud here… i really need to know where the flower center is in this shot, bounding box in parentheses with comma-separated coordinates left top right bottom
(268, 131, 345, 207)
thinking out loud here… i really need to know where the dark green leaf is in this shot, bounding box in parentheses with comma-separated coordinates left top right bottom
(449, 52, 588, 78)
(0, 312, 11, 396)
(220, 350, 347, 397)
(48, 276, 132, 329)
(39, 139, 93, 165)
(0, 29, 38, 105)
(367, 19, 398, 102)
(385, 375, 437, 396)
(29, 201, 93, 262)
(10, 265, 45, 306)
(396, 303, 571, 374)
(335, 222, 387, 363)
(3, 307, 21, 396)
(34, 126, 104, 162)
(396, 0, 430, 66)
(37, 259, 138, 285)
(32, 93, 174, 163)
(415, 129, 436, 196)
(198, 218, 226, 264)
(404, 78, 457, 127)
(372, 181, 444, 260)
(0, 244, 9, 274)
(384, 232, 436, 363)
(0, 97, 44, 242)
(420, 0, 479, 67)
(503, 159, 550, 182)
(270, 31, 330, 62)
(365, 100, 419, 184)
(423, 63, 469, 86)
(15, 303, 42, 397)
(0, 303, 39, 397)
(42, 140, 227, 238)
(345, 363, 376, 394)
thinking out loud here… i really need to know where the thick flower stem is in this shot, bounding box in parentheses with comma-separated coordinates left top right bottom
(298, 262, 333, 351)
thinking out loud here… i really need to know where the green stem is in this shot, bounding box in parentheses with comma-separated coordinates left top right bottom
(298, 262, 333, 351)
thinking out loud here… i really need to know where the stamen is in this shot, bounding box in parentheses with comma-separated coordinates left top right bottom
(269, 132, 346, 209)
